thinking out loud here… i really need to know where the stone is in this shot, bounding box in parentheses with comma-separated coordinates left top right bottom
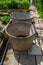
(3, 51, 19, 65)
(36, 29, 43, 38)
(7, 49, 14, 54)
(28, 44, 42, 55)
(35, 23, 43, 29)
(19, 55, 35, 65)
(41, 45, 43, 54)
(29, 5, 37, 11)
(36, 56, 43, 65)
(30, 11, 40, 18)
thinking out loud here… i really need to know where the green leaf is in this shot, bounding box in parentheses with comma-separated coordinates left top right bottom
(0, 26, 3, 31)
(1, 16, 10, 24)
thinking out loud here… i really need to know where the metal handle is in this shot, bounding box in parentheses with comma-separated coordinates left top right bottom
(0, 22, 10, 41)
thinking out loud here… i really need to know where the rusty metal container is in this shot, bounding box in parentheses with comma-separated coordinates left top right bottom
(5, 22, 36, 51)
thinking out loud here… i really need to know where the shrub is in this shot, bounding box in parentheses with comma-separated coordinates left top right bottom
(37, 0, 43, 19)
(22, 0, 30, 9)
(0, 0, 30, 9)
(36, 0, 41, 10)
(38, 10, 43, 19)
(1, 16, 10, 24)
(17, 0, 30, 9)
(6, 0, 18, 9)
(0, 1, 3, 9)
(0, 26, 3, 31)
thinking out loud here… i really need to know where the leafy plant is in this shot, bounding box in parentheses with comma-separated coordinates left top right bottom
(0, 0, 30, 9)
(23, 9, 28, 12)
(37, 0, 43, 19)
(18, 0, 30, 9)
(36, 0, 41, 10)
(0, 11, 3, 14)
(38, 10, 43, 19)
(22, 0, 30, 9)
(1, 16, 10, 24)
(0, 1, 3, 9)
(6, 0, 18, 9)
(0, 26, 3, 31)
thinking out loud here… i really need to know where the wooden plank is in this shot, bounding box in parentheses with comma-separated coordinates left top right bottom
(36, 56, 43, 65)
(19, 55, 35, 65)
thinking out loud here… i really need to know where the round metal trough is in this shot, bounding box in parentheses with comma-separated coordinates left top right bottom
(5, 22, 36, 51)
(10, 12, 33, 22)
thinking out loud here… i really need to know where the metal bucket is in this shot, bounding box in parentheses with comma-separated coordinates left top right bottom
(10, 12, 33, 22)
(5, 22, 36, 51)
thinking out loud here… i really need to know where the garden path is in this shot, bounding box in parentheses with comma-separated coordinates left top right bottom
(3, 5, 43, 65)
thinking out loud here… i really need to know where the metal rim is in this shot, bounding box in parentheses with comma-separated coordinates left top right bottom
(10, 12, 33, 20)
(5, 22, 36, 39)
